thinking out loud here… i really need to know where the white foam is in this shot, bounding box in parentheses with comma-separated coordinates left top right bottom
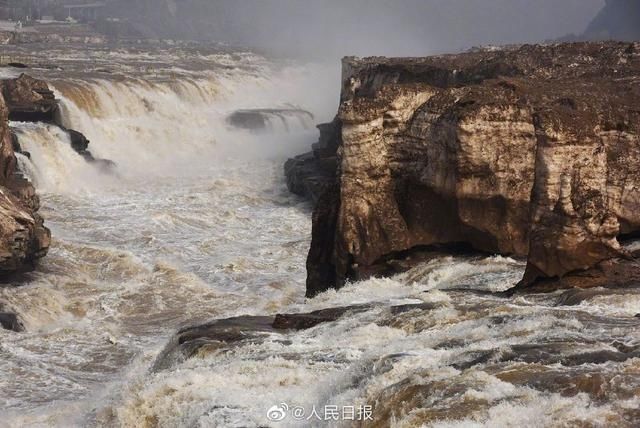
(11, 122, 107, 193)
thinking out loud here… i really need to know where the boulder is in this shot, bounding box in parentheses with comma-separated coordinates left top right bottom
(0, 74, 58, 122)
(286, 42, 640, 297)
(66, 128, 90, 153)
(0, 312, 23, 332)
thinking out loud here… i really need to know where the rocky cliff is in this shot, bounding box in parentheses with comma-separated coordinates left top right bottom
(0, 78, 50, 277)
(287, 42, 640, 297)
(584, 0, 640, 41)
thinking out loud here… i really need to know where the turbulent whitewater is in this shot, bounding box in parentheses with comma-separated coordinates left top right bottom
(0, 44, 639, 427)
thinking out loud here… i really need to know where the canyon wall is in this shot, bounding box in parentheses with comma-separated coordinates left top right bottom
(287, 42, 640, 297)
(0, 76, 51, 277)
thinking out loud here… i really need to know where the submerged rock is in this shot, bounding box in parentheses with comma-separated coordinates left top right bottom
(153, 315, 277, 371)
(226, 108, 314, 132)
(272, 305, 369, 330)
(7, 62, 28, 69)
(286, 42, 640, 297)
(66, 128, 90, 153)
(0, 312, 23, 332)
(555, 285, 640, 307)
(62, 126, 116, 171)
(154, 303, 431, 371)
(9, 130, 30, 159)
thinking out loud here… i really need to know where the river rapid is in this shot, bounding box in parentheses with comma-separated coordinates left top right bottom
(0, 44, 639, 428)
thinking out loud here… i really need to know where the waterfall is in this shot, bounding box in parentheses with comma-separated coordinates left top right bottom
(11, 122, 104, 192)
(9, 66, 333, 196)
(57, 73, 329, 172)
(0, 58, 343, 426)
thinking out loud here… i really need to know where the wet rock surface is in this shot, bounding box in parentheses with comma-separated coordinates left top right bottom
(226, 108, 314, 132)
(154, 302, 435, 371)
(150, 283, 640, 427)
(285, 119, 340, 204)
(0, 311, 23, 332)
(272, 305, 370, 330)
(287, 42, 640, 296)
(0, 86, 50, 277)
(62, 126, 116, 170)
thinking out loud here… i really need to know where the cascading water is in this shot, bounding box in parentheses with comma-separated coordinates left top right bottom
(0, 46, 639, 428)
(0, 49, 339, 426)
(11, 123, 103, 192)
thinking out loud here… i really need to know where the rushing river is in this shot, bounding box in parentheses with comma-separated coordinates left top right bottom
(1, 45, 639, 428)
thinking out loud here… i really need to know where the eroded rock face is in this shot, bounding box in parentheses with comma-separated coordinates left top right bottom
(0, 91, 50, 277)
(0, 73, 58, 122)
(287, 42, 640, 297)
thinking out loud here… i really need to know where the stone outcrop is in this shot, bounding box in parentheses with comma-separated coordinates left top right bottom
(0, 74, 58, 122)
(286, 42, 640, 297)
(226, 109, 314, 132)
(0, 88, 50, 277)
(285, 120, 340, 203)
(0, 310, 24, 332)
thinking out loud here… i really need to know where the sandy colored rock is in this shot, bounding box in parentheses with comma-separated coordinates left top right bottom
(287, 42, 640, 296)
(0, 83, 50, 277)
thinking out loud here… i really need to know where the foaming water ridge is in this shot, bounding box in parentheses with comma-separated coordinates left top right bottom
(49, 68, 333, 187)
(1, 45, 639, 428)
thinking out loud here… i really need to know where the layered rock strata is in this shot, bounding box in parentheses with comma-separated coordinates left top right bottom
(286, 42, 640, 297)
(0, 87, 50, 277)
(0, 73, 111, 280)
(1, 73, 58, 122)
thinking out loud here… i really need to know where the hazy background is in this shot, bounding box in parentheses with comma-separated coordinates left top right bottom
(103, 0, 612, 57)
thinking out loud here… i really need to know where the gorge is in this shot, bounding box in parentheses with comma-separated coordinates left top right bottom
(0, 17, 639, 428)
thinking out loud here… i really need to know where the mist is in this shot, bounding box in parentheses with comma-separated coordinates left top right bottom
(104, 0, 606, 57)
